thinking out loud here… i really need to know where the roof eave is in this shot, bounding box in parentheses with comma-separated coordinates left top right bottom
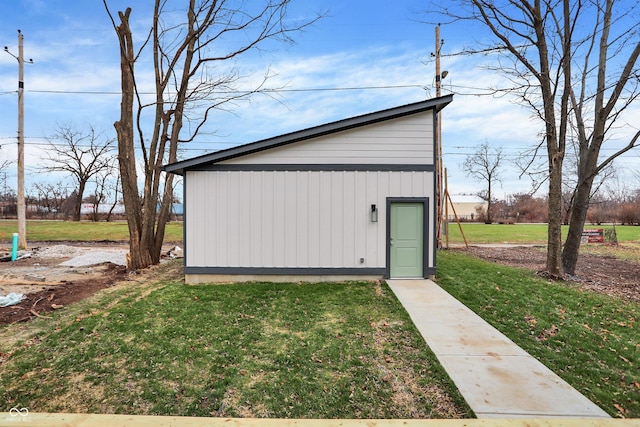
(163, 94, 453, 175)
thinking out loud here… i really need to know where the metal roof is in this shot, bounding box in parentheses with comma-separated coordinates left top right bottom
(163, 94, 453, 175)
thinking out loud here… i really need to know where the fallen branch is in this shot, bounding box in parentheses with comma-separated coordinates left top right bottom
(30, 309, 50, 319)
(31, 297, 44, 310)
(30, 297, 50, 319)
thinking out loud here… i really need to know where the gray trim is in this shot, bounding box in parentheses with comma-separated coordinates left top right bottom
(385, 198, 431, 279)
(432, 159, 437, 270)
(432, 109, 438, 167)
(185, 266, 387, 276)
(194, 164, 436, 172)
(432, 108, 439, 270)
(163, 95, 453, 175)
(182, 172, 188, 269)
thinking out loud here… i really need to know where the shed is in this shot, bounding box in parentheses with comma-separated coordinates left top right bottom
(163, 95, 453, 284)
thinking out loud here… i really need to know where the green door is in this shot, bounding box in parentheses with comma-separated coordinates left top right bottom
(390, 202, 424, 278)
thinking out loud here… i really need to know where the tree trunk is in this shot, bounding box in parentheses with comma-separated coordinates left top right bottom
(562, 196, 573, 225)
(561, 1, 640, 275)
(562, 177, 594, 275)
(547, 155, 564, 276)
(141, 0, 194, 264)
(543, 0, 570, 277)
(105, 0, 320, 270)
(113, 8, 153, 270)
(73, 181, 85, 221)
(485, 180, 492, 224)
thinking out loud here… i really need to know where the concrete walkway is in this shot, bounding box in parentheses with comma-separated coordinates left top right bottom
(386, 279, 611, 419)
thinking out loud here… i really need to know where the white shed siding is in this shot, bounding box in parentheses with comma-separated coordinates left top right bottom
(217, 113, 434, 165)
(186, 170, 434, 269)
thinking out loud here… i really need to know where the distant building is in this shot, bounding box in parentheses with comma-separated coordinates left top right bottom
(80, 203, 126, 215)
(446, 196, 487, 222)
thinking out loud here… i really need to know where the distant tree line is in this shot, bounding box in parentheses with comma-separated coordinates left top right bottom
(0, 180, 124, 221)
(0, 122, 183, 223)
(471, 187, 640, 226)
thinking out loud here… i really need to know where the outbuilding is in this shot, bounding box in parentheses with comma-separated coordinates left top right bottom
(163, 95, 452, 284)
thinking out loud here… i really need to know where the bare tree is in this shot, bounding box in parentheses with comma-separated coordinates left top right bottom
(0, 159, 12, 176)
(103, 1, 321, 270)
(90, 162, 121, 222)
(40, 124, 116, 221)
(0, 165, 15, 219)
(104, 174, 122, 223)
(432, 0, 640, 275)
(463, 142, 505, 224)
(31, 181, 69, 220)
(0, 160, 12, 194)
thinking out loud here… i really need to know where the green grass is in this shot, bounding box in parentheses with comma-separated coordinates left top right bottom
(0, 220, 183, 242)
(0, 262, 471, 418)
(2, 220, 638, 418)
(446, 223, 640, 245)
(436, 250, 640, 418)
(3, 220, 637, 248)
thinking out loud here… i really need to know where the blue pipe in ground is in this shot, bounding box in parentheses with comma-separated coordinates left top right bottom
(11, 233, 18, 261)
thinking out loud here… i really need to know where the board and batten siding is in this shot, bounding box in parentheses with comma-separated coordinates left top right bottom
(186, 170, 435, 269)
(218, 113, 434, 165)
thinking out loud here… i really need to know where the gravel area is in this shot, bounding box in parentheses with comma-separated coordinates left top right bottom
(36, 245, 88, 259)
(34, 244, 128, 267)
(59, 250, 127, 267)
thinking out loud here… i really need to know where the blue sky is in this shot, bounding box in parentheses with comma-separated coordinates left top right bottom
(1, 0, 638, 200)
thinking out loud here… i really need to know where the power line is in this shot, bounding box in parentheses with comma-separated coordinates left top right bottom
(1, 138, 637, 155)
(439, 44, 534, 58)
(0, 139, 232, 152)
(0, 75, 566, 104)
(20, 84, 427, 96)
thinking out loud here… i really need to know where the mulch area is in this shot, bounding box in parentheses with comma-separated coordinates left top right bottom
(463, 246, 640, 303)
(0, 263, 128, 325)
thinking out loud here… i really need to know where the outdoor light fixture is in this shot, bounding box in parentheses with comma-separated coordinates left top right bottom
(370, 204, 378, 222)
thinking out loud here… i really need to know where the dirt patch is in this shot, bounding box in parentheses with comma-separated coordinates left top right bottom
(0, 242, 181, 325)
(463, 245, 640, 302)
(0, 262, 128, 324)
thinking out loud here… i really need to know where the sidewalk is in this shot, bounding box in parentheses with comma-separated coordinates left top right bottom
(386, 279, 611, 419)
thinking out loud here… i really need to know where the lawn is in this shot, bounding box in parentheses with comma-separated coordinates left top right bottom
(445, 223, 640, 245)
(0, 220, 183, 243)
(436, 250, 640, 418)
(2, 220, 638, 419)
(0, 261, 471, 418)
(3, 220, 637, 248)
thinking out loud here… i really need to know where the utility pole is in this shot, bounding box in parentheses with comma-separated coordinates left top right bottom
(4, 30, 32, 249)
(434, 24, 444, 249)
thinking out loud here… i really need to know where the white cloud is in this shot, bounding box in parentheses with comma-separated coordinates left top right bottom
(225, 47, 430, 135)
